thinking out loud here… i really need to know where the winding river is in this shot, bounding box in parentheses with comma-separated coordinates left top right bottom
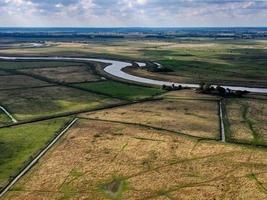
(0, 56, 266, 94)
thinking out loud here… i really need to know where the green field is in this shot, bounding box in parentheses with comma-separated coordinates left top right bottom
(0, 112, 11, 126)
(0, 61, 86, 70)
(73, 81, 164, 101)
(0, 86, 121, 120)
(0, 117, 70, 189)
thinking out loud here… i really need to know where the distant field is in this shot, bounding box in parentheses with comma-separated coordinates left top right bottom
(0, 71, 11, 76)
(0, 75, 51, 90)
(21, 65, 101, 83)
(0, 117, 70, 189)
(0, 61, 86, 70)
(73, 80, 164, 101)
(4, 119, 267, 200)
(82, 97, 220, 139)
(225, 98, 267, 146)
(0, 86, 121, 120)
(0, 40, 267, 87)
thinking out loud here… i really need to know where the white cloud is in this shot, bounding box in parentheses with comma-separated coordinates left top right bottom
(0, 0, 267, 27)
(137, 0, 146, 5)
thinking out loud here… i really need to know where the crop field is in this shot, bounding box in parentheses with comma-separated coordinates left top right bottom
(0, 117, 70, 190)
(1, 40, 267, 87)
(0, 37, 266, 200)
(0, 86, 121, 120)
(3, 119, 267, 200)
(224, 98, 267, 146)
(82, 97, 220, 139)
(73, 81, 164, 101)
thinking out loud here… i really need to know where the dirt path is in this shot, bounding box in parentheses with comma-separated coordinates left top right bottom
(219, 100, 226, 142)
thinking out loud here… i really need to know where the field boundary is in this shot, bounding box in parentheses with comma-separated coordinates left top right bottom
(219, 100, 226, 142)
(0, 117, 79, 198)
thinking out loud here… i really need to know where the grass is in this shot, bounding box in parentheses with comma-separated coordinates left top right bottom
(0, 117, 70, 189)
(0, 61, 86, 70)
(21, 65, 101, 83)
(225, 98, 267, 146)
(0, 112, 11, 125)
(5, 119, 267, 200)
(0, 75, 51, 90)
(1, 39, 267, 87)
(0, 86, 121, 120)
(84, 98, 220, 139)
(73, 80, 164, 101)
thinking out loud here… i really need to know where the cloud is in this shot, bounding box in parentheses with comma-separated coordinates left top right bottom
(0, 0, 266, 27)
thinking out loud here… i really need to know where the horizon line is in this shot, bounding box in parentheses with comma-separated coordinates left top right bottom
(0, 26, 267, 29)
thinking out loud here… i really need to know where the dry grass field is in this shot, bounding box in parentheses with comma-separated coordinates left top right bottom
(3, 119, 267, 200)
(82, 97, 220, 140)
(161, 89, 220, 100)
(225, 98, 267, 146)
(123, 67, 193, 84)
(20, 66, 101, 84)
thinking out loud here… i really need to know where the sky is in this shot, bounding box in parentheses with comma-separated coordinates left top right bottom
(0, 0, 267, 27)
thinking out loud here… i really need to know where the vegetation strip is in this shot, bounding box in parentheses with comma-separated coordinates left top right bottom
(0, 106, 17, 123)
(0, 118, 79, 198)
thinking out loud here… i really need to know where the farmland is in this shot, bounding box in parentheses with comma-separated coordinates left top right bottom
(224, 98, 267, 146)
(83, 97, 220, 139)
(73, 81, 164, 101)
(3, 119, 267, 200)
(0, 35, 266, 199)
(0, 40, 267, 87)
(0, 118, 70, 189)
(0, 86, 121, 120)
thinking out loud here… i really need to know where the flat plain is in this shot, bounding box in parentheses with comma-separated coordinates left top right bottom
(0, 37, 266, 200)
(3, 119, 267, 200)
(82, 97, 220, 139)
(0, 40, 267, 87)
